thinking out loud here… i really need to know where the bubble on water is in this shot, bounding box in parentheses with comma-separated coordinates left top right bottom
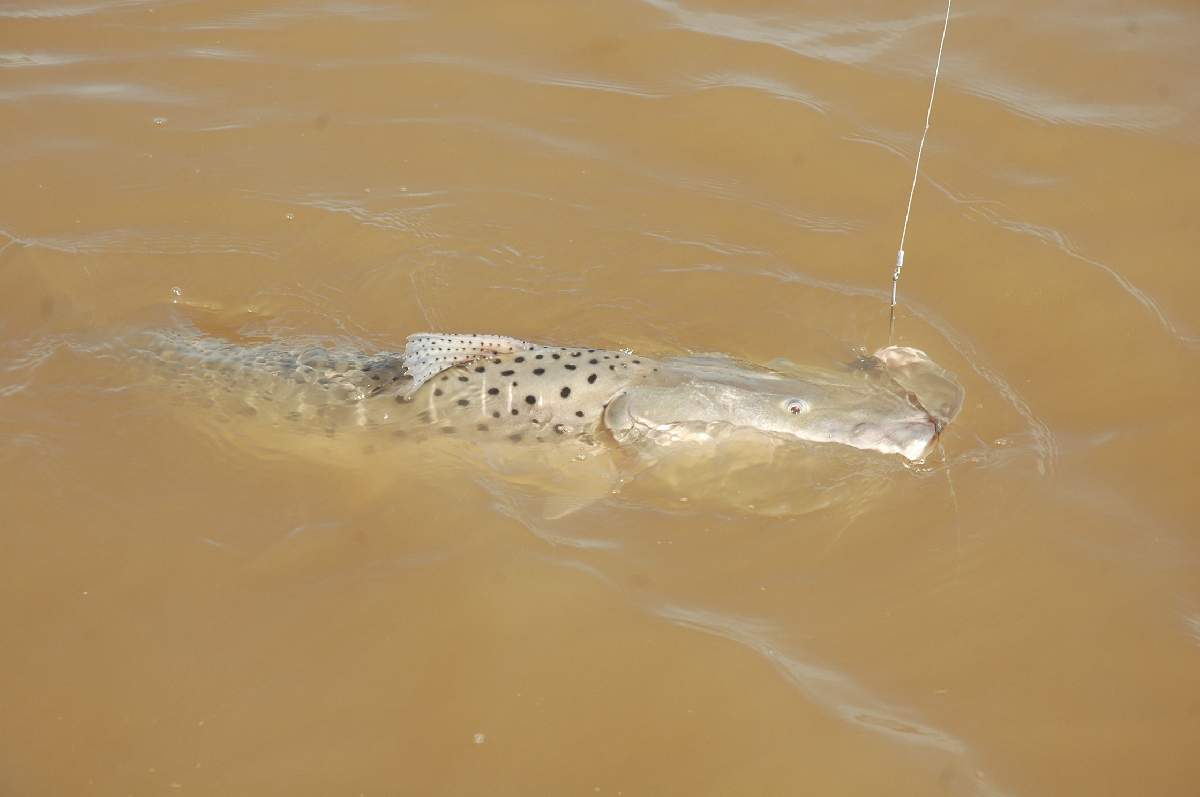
(171, 286, 182, 302)
(472, 732, 486, 745)
(284, 212, 295, 221)
(153, 116, 168, 126)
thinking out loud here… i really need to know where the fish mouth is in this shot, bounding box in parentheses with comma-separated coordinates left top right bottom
(796, 351, 952, 460)
(844, 416, 938, 461)
(867, 345, 963, 457)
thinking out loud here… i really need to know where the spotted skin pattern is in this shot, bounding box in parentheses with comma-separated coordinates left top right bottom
(130, 328, 962, 460)
(135, 329, 663, 442)
(409, 344, 662, 441)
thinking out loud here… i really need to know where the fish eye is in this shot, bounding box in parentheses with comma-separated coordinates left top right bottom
(785, 398, 809, 415)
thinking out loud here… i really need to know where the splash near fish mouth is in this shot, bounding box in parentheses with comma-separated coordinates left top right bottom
(125, 327, 964, 463)
(858, 345, 965, 453)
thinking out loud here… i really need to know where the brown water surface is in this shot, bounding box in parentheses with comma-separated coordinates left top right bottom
(2, 1, 1199, 795)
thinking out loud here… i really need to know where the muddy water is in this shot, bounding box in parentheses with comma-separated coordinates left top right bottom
(3, 0, 1199, 794)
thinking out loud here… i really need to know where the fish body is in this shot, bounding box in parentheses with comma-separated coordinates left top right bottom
(613, 347, 961, 460)
(131, 329, 963, 461)
(401, 344, 662, 442)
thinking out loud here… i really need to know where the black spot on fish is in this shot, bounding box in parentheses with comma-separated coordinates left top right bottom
(571, 352, 581, 357)
(457, 399, 469, 407)
(434, 388, 443, 396)
(575, 410, 584, 417)
(535, 354, 544, 359)
(589, 358, 598, 364)
(587, 373, 597, 384)
(492, 358, 501, 364)
(509, 434, 522, 443)
(565, 364, 576, 370)
(560, 387, 571, 398)
(476, 423, 489, 432)
(474, 366, 485, 373)
(511, 409, 519, 416)
(395, 394, 413, 404)
(534, 368, 545, 375)
(525, 395, 537, 405)
(458, 376, 468, 382)
(487, 387, 499, 395)
(633, 359, 641, 364)
(609, 365, 615, 370)
(501, 370, 514, 376)
(492, 410, 501, 418)
(441, 426, 456, 434)
(515, 356, 525, 362)
(552, 353, 560, 359)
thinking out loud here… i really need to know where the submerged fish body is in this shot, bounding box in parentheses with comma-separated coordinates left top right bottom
(131, 329, 963, 461)
(611, 347, 962, 461)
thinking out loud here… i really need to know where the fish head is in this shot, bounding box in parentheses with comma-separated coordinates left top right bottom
(604, 347, 963, 461)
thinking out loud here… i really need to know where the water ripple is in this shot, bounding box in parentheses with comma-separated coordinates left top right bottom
(644, 0, 1187, 134)
(690, 71, 827, 114)
(841, 134, 1197, 347)
(721, 264, 1059, 474)
(0, 0, 155, 19)
(0, 81, 189, 104)
(391, 52, 663, 99)
(362, 114, 606, 160)
(967, 207, 1199, 346)
(643, 230, 769, 257)
(1185, 614, 1200, 647)
(949, 60, 1183, 132)
(245, 190, 453, 236)
(0, 51, 94, 68)
(656, 604, 1012, 795)
(181, 2, 421, 31)
(663, 174, 860, 234)
(641, 0, 944, 66)
(176, 46, 259, 62)
(5, 228, 282, 260)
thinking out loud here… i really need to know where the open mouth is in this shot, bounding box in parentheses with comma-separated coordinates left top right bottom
(845, 418, 937, 461)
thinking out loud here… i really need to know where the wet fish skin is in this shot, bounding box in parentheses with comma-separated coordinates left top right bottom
(132, 329, 665, 441)
(603, 347, 960, 461)
(404, 344, 662, 440)
(130, 329, 962, 459)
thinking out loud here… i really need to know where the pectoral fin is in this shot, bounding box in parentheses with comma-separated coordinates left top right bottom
(478, 438, 621, 521)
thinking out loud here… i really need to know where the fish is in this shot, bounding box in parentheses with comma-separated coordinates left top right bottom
(131, 328, 963, 462)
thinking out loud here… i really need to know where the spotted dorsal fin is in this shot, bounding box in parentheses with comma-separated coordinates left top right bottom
(402, 332, 540, 393)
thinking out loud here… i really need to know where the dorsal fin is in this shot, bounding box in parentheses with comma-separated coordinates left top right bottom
(402, 332, 540, 393)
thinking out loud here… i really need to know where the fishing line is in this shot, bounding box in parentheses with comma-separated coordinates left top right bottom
(889, 0, 953, 342)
